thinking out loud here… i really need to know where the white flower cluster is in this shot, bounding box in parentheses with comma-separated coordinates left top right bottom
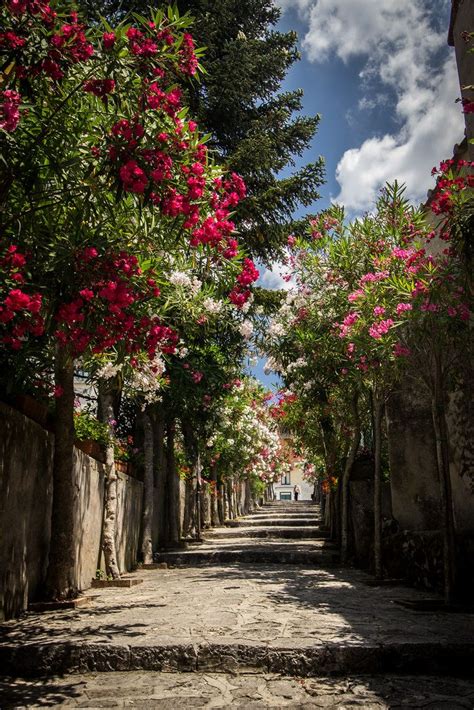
(202, 297, 224, 315)
(238, 320, 254, 339)
(128, 355, 166, 407)
(97, 362, 123, 380)
(169, 272, 202, 294)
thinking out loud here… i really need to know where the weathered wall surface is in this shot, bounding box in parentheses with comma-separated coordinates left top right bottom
(0, 403, 53, 621)
(386, 385, 441, 532)
(450, 0, 474, 158)
(0, 403, 143, 620)
(386, 377, 474, 593)
(74, 449, 104, 591)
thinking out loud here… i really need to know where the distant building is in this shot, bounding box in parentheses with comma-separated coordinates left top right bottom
(273, 429, 314, 501)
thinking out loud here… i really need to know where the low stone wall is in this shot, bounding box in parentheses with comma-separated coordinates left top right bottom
(0, 402, 143, 620)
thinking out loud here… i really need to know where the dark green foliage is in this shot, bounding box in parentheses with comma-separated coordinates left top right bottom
(81, 0, 325, 262)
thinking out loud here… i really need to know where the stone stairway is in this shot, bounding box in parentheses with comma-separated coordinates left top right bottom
(154, 501, 339, 566)
(3, 501, 474, 686)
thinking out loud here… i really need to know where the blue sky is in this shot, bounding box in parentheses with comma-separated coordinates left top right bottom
(252, 0, 464, 388)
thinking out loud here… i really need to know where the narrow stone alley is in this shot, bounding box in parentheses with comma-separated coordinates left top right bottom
(2, 502, 474, 707)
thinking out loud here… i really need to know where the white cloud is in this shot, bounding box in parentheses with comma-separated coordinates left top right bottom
(281, 0, 464, 212)
(358, 95, 389, 112)
(336, 60, 462, 211)
(258, 262, 294, 291)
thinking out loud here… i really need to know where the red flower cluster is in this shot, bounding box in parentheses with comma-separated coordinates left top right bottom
(0, 30, 26, 49)
(0, 245, 44, 350)
(228, 258, 259, 308)
(103, 32, 116, 50)
(0, 90, 21, 132)
(108, 110, 247, 255)
(179, 33, 198, 76)
(269, 391, 298, 419)
(54, 248, 178, 359)
(430, 159, 474, 216)
(7, 0, 53, 21)
(49, 13, 94, 68)
(2, 2, 92, 83)
(83, 78, 115, 102)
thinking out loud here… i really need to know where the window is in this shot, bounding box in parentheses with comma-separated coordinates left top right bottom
(281, 473, 291, 486)
(280, 493, 291, 501)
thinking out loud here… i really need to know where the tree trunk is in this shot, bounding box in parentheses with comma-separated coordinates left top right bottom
(210, 467, 219, 526)
(166, 420, 180, 546)
(201, 481, 210, 528)
(152, 406, 166, 547)
(340, 393, 361, 565)
(226, 478, 234, 519)
(99, 387, 121, 579)
(244, 479, 252, 515)
(217, 481, 225, 524)
(432, 356, 457, 605)
(183, 475, 196, 538)
(45, 348, 77, 600)
(141, 409, 154, 565)
(373, 391, 384, 580)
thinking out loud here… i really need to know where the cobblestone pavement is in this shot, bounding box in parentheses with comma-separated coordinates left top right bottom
(2, 503, 474, 702)
(2, 563, 473, 651)
(2, 672, 474, 708)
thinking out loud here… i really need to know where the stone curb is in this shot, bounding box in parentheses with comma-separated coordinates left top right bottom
(1, 641, 474, 678)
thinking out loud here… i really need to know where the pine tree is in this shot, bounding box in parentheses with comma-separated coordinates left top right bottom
(83, 0, 324, 261)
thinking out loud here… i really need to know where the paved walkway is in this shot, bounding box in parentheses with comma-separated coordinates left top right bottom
(1, 503, 474, 706)
(3, 672, 474, 708)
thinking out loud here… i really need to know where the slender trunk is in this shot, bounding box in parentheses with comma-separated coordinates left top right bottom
(45, 348, 77, 600)
(166, 420, 180, 546)
(340, 394, 361, 565)
(432, 357, 457, 604)
(226, 478, 234, 519)
(195, 452, 202, 539)
(183, 476, 196, 538)
(373, 391, 384, 580)
(210, 467, 219, 526)
(99, 387, 120, 579)
(217, 481, 225, 524)
(244, 479, 252, 515)
(201, 480, 210, 528)
(141, 409, 154, 565)
(328, 491, 336, 538)
(152, 407, 166, 547)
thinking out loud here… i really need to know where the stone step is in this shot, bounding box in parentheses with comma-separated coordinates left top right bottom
(225, 518, 321, 527)
(2, 639, 474, 678)
(153, 548, 339, 566)
(205, 527, 330, 540)
(246, 510, 321, 520)
(260, 505, 318, 511)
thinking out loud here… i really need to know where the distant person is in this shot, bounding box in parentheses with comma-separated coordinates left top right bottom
(294, 485, 301, 502)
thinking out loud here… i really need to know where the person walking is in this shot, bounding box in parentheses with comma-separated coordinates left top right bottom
(293, 484, 301, 502)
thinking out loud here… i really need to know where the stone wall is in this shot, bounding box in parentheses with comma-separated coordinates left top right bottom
(386, 377, 474, 593)
(386, 385, 441, 531)
(450, 0, 474, 158)
(0, 402, 143, 620)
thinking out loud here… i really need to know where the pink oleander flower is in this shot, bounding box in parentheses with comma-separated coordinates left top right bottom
(368, 318, 394, 340)
(396, 302, 412, 315)
(348, 289, 364, 303)
(373, 306, 386, 317)
(393, 343, 411, 357)
(360, 271, 389, 285)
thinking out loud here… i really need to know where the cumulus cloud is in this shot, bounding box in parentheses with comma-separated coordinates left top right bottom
(336, 60, 462, 211)
(278, 0, 464, 212)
